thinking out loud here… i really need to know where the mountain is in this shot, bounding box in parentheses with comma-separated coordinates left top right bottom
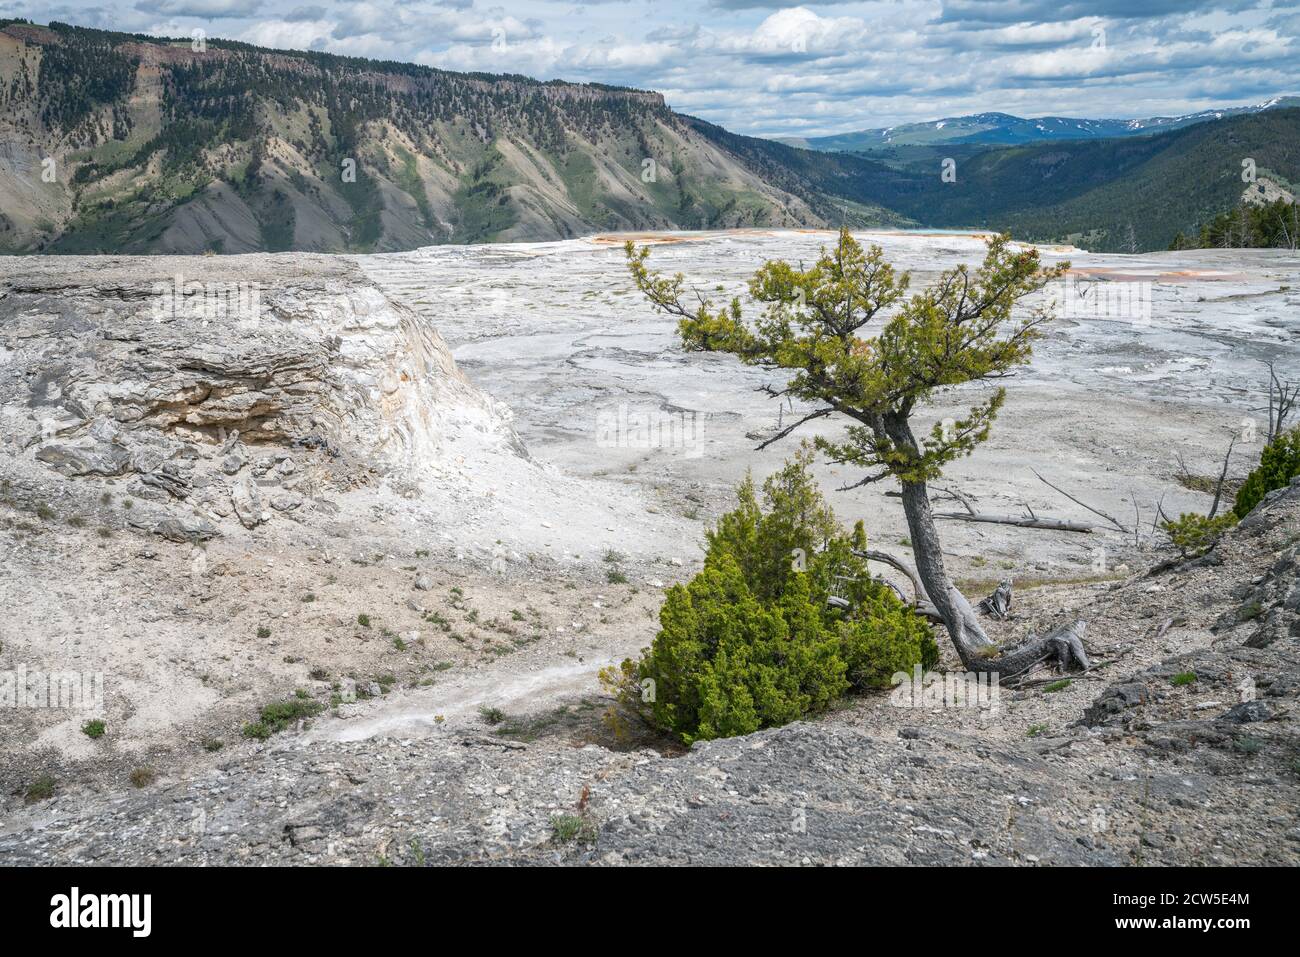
(1, 19, 1296, 255)
(0, 20, 858, 254)
(723, 109, 1300, 252)
(779, 99, 1300, 151)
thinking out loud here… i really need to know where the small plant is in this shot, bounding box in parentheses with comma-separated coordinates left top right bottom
(550, 813, 597, 845)
(129, 767, 156, 788)
(1233, 735, 1264, 755)
(606, 568, 629, 585)
(202, 738, 224, 752)
(1171, 671, 1198, 686)
(256, 625, 272, 639)
(82, 719, 106, 739)
(1162, 512, 1237, 557)
(301, 593, 316, 603)
(1042, 679, 1072, 693)
(241, 696, 324, 739)
(97, 526, 113, 539)
(479, 706, 506, 725)
(35, 502, 55, 520)
(510, 608, 525, 621)
(392, 634, 408, 651)
(24, 774, 56, 804)
(1026, 723, 1048, 738)
(308, 667, 330, 681)
(1237, 600, 1264, 622)
(357, 613, 371, 628)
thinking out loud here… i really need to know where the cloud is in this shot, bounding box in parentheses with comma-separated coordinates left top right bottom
(22, 0, 1300, 138)
(134, 0, 262, 18)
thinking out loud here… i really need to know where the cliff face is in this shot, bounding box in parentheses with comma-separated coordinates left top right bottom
(0, 22, 819, 254)
(0, 254, 521, 539)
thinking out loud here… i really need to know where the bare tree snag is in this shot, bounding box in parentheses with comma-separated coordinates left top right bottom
(978, 580, 1013, 620)
(1032, 468, 1131, 534)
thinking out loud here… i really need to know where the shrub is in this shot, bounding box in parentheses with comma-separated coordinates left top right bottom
(24, 774, 56, 804)
(129, 767, 156, 788)
(82, 719, 106, 739)
(1234, 427, 1300, 518)
(241, 696, 323, 739)
(606, 451, 937, 744)
(1161, 512, 1236, 556)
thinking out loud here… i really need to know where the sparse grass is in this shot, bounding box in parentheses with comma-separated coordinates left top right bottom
(606, 568, 629, 585)
(1042, 679, 1072, 693)
(1026, 723, 1048, 738)
(256, 625, 272, 640)
(67, 515, 85, 529)
(1171, 671, 1198, 686)
(1237, 600, 1264, 622)
(241, 696, 324, 739)
(35, 502, 55, 521)
(392, 634, 408, 651)
(97, 526, 113, 539)
(357, 613, 371, 628)
(550, 813, 598, 845)
(202, 738, 224, 752)
(24, 774, 56, 804)
(510, 608, 525, 621)
(301, 593, 316, 603)
(479, 706, 506, 725)
(129, 767, 156, 788)
(82, 718, 106, 739)
(308, 667, 330, 681)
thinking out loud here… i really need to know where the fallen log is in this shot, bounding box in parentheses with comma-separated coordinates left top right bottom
(933, 510, 1093, 532)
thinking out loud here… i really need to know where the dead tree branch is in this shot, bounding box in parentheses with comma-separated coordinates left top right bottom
(1031, 468, 1130, 534)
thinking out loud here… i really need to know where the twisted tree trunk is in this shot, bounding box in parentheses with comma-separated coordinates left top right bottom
(881, 414, 1089, 679)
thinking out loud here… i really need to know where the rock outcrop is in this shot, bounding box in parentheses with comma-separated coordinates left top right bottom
(0, 254, 521, 542)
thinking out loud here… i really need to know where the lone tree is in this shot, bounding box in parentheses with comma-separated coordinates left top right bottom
(626, 229, 1089, 678)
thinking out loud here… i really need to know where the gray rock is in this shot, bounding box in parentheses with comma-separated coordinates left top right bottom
(231, 478, 265, 529)
(1219, 700, 1273, 723)
(35, 443, 132, 477)
(154, 516, 220, 543)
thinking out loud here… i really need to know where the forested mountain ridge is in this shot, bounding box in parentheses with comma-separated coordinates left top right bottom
(1, 19, 1296, 254)
(0, 20, 835, 254)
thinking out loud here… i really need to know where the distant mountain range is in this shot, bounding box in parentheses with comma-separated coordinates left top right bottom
(776, 99, 1300, 150)
(0, 19, 1294, 255)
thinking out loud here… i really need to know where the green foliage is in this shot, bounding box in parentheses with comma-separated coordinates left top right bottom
(1171, 671, 1198, 686)
(81, 718, 106, 739)
(628, 229, 1065, 486)
(24, 774, 57, 804)
(1181, 198, 1300, 250)
(551, 813, 597, 844)
(1234, 427, 1300, 518)
(1161, 512, 1237, 556)
(613, 452, 936, 744)
(241, 696, 323, 739)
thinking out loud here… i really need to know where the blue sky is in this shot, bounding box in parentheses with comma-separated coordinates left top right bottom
(9, 0, 1300, 136)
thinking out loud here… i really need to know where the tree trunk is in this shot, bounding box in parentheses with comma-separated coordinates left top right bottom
(882, 414, 1088, 679)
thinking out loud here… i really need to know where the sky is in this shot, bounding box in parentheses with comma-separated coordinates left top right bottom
(7, 0, 1300, 137)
